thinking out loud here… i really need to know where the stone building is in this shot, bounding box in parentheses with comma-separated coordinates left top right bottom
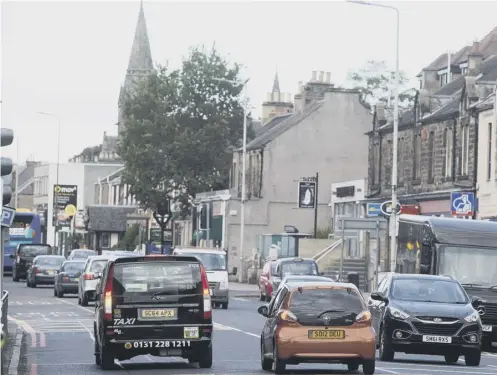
(365, 49, 497, 218)
(260, 72, 293, 125)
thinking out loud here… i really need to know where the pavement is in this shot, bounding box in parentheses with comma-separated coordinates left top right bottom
(3, 277, 497, 375)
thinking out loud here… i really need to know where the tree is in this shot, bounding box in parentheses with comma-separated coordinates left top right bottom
(118, 45, 252, 216)
(115, 224, 140, 250)
(348, 60, 415, 108)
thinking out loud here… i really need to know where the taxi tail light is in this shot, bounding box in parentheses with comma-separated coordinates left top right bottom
(103, 265, 114, 321)
(278, 310, 298, 323)
(200, 264, 212, 320)
(355, 310, 372, 326)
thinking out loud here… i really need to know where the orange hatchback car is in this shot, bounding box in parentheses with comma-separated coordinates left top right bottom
(258, 282, 376, 374)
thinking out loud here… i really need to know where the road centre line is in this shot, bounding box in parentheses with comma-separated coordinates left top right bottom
(385, 368, 496, 374)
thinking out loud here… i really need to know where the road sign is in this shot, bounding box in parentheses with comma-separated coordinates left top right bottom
(451, 192, 474, 216)
(298, 180, 316, 209)
(366, 203, 382, 217)
(1, 206, 15, 228)
(336, 217, 388, 231)
(380, 200, 401, 216)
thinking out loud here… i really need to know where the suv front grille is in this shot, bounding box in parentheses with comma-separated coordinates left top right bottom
(415, 316, 459, 323)
(481, 302, 497, 325)
(412, 321, 463, 336)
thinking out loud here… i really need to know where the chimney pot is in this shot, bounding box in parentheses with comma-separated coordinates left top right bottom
(471, 41, 480, 54)
(325, 72, 331, 83)
(311, 71, 317, 81)
(319, 71, 324, 82)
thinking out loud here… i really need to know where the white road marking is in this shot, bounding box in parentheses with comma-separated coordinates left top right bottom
(385, 368, 496, 374)
(376, 368, 399, 374)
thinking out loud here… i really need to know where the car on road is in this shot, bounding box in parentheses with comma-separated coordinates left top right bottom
(11, 244, 52, 282)
(93, 255, 213, 370)
(368, 273, 482, 366)
(258, 281, 375, 374)
(78, 255, 110, 306)
(68, 249, 97, 260)
(26, 255, 66, 287)
(272, 275, 334, 296)
(259, 257, 322, 302)
(54, 260, 86, 297)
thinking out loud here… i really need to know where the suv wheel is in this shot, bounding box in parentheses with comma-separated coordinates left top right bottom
(198, 345, 213, 368)
(363, 359, 375, 375)
(57, 289, 64, 298)
(379, 327, 394, 361)
(444, 354, 459, 364)
(465, 350, 481, 366)
(94, 327, 101, 366)
(81, 292, 89, 306)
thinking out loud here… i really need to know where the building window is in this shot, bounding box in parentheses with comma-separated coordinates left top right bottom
(440, 73, 447, 87)
(460, 125, 470, 176)
(488, 123, 493, 181)
(444, 127, 453, 177)
(428, 131, 435, 182)
(413, 134, 421, 180)
(461, 66, 468, 74)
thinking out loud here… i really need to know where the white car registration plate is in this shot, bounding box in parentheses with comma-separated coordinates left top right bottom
(422, 335, 452, 343)
(482, 325, 493, 332)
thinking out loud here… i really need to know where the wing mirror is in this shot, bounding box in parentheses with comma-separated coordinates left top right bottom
(257, 305, 269, 317)
(370, 292, 388, 303)
(230, 267, 238, 276)
(471, 296, 483, 308)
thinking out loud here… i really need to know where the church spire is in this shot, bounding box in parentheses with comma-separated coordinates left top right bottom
(127, 1, 153, 72)
(272, 71, 280, 93)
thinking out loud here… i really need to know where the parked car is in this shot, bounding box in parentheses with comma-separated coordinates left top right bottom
(259, 257, 322, 301)
(26, 255, 66, 287)
(368, 273, 482, 366)
(78, 255, 110, 306)
(273, 275, 334, 295)
(12, 244, 52, 281)
(258, 281, 375, 374)
(54, 260, 86, 297)
(93, 255, 213, 369)
(68, 249, 97, 260)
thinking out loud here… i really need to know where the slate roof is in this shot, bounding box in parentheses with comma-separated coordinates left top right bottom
(473, 92, 495, 113)
(244, 101, 323, 152)
(86, 205, 138, 232)
(421, 98, 461, 124)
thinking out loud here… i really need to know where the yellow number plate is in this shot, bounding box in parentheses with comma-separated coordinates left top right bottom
(140, 309, 176, 320)
(308, 329, 345, 339)
(47, 270, 55, 275)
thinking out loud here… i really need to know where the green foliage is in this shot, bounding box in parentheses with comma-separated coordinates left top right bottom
(315, 226, 333, 239)
(118, 45, 251, 215)
(115, 224, 140, 250)
(348, 60, 415, 108)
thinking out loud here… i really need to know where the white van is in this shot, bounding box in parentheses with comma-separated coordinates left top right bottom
(172, 247, 236, 309)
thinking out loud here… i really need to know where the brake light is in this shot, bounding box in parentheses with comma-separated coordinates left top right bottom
(63, 276, 70, 282)
(83, 273, 95, 280)
(103, 265, 114, 321)
(355, 310, 372, 326)
(200, 264, 212, 320)
(278, 310, 298, 323)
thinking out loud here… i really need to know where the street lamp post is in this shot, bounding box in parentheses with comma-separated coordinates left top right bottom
(37, 112, 61, 252)
(213, 77, 249, 283)
(347, 0, 400, 271)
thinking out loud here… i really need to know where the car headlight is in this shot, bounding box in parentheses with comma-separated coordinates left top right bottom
(220, 280, 228, 289)
(389, 307, 410, 320)
(464, 311, 480, 323)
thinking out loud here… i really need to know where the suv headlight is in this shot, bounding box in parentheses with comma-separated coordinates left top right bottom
(464, 311, 480, 323)
(389, 307, 410, 320)
(220, 280, 228, 290)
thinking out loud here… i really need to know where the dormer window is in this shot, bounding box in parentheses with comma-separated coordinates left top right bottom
(440, 73, 448, 87)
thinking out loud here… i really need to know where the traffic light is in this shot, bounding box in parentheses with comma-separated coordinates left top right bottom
(1, 128, 14, 206)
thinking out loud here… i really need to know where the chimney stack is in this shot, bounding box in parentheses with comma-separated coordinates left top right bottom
(468, 41, 483, 72)
(325, 72, 331, 83)
(319, 71, 324, 82)
(311, 71, 317, 81)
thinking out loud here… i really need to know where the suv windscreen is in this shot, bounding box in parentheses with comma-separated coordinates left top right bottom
(89, 260, 108, 273)
(113, 261, 202, 296)
(19, 245, 50, 257)
(62, 262, 85, 273)
(180, 252, 226, 271)
(281, 261, 318, 276)
(391, 278, 468, 304)
(36, 257, 65, 267)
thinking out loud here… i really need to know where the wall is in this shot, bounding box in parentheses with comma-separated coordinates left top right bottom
(84, 164, 123, 205)
(226, 90, 372, 272)
(477, 106, 497, 218)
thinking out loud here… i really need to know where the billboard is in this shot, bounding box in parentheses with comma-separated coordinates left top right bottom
(53, 184, 77, 228)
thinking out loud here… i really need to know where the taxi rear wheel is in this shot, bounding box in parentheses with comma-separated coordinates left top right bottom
(100, 344, 115, 370)
(81, 292, 89, 306)
(363, 359, 375, 375)
(260, 338, 273, 371)
(198, 345, 213, 368)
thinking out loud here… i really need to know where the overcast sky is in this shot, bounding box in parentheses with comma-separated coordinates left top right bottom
(1, 0, 497, 164)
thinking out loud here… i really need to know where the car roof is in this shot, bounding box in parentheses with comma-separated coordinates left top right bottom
(391, 273, 455, 281)
(36, 255, 65, 258)
(63, 259, 86, 263)
(174, 248, 225, 255)
(274, 257, 316, 264)
(285, 281, 359, 291)
(72, 249, 96, 252)
(282, 275, 331, 281)
(87, 255, 111, 261)
(109, 254, 202, 266)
